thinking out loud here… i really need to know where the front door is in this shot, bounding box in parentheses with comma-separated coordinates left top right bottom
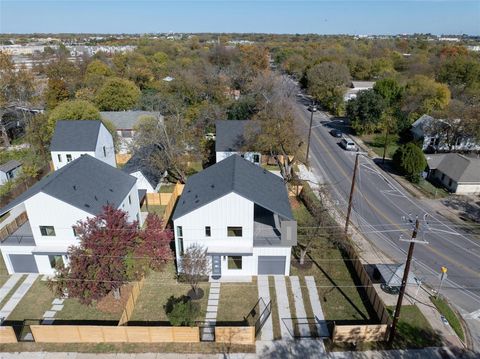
(212, 255, 221, 279)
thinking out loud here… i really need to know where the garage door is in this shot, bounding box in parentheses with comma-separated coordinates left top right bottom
(258, 256, 286, 275)
(9, 254, 38, 273)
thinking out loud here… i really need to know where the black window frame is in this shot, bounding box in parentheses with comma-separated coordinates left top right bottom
(205, 226, 211, 237)
(228, 256, 242, 270)
(227, 226, 242, 237)
(40, 226, 56, 236)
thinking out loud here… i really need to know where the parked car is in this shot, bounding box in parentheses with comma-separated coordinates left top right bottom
(307, 105, 317, 112)
(330, 129, 342, 138)
(340, 137, 357, 151)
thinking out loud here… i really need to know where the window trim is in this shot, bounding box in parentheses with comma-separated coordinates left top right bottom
(227, 226, 242, 237)
(40, 226, 56, 236)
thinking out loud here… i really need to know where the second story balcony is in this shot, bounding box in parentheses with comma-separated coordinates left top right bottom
(0, 219, 36, 247)
(253, 204, 296, 248)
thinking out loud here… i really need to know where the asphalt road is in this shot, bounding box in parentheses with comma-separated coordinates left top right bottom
(292, 92, 480, 350)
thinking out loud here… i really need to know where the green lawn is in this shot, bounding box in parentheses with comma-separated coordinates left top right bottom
(268, 277, 282, 340)
(430, 296, 465, 341)
(141, 203, 166, 217)
(360, 134, 399, 159)
(291, 197, 375, 323)
(0, 149, 30, 166)
(130, 264, 209, 323)
(159, 184, 175, 193)
(0, 254, 10, 288)
(413, 179, 449, 199)
(216, 279, 258, 324)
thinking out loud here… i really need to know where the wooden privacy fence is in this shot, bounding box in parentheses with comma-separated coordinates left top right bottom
(0, 326, 17, 343)
(215, 327, 255, 345)
(146, 192, 172, 206)
(332, 324, 388, 343)
(161, 183, 184, 226)
(30, 325, 200, 343)
(116, 154, 132, 165)
(118, 278, 145, 326)
(0, 211, 28, 242)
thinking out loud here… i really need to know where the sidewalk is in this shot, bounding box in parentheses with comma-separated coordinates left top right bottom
(0, 273, 38, 320)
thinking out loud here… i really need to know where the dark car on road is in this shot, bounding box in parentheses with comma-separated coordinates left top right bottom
(329, 129, 342, 138)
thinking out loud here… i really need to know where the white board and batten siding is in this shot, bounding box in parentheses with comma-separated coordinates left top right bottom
(216, 151, 261, 165)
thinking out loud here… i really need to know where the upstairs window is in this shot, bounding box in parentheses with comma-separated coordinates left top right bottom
(205, 226, 211, 237)
(128, 194, 132, 205)
(66, 154, 72, 162)
(40, 226, 56, 236)
(72, 227, 78, 237)
(57, 154, 62, 163)
(253, 154, 260, 163)
(227, 226, 242, 237)
(103, 146, 107, 157)
(177, 226, 183, 237)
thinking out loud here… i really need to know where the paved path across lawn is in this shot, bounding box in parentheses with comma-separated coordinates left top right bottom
(305, 276, 329, 337)
(0, 273, 38, 319)
(289, 276, 310, 337)
(257, 275, 273, 340)
(203, 282, 220, 341)
(274, 275, 293, 339)
(0, 274, 23, 304)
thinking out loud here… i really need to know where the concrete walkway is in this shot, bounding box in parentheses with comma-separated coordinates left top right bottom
(203, 282, 220, 341)
(305, 276, 329, 337)
(0, 274, 23, 303)
(0, 273, 38, 319)
(274, 275, 293, 339)
(289, 276, 310, 337)
(257, 275, 273, 340)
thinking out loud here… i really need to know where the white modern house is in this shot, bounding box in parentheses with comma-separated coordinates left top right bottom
(100, 111, 163, 154)
(0, 155, 141, 274)
(426, 153, 480, 194)
(122, 145, 165, 194)
(343, 81, 376, 101)
(411, 114, 480, 152)
(172, 155, 296, 278)
(215, 120, 262, 164)
(0, 160, 22, 185)
(50, 120, 116, 171)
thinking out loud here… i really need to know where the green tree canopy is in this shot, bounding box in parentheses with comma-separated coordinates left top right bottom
(95, 77, 141, 111)
(392, 142, 427, 183)
(373, 78, 404, 107)
(47, 99, 101, 135)
(84, 59, 113, 89)
(306, 61, 351, 115)
(347, 89, 386, 134)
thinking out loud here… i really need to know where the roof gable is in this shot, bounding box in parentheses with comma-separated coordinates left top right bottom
(172, 155, 292, 221)
(0, 160, 22, 173)
(50, 120, 103, 152)
(122, 146, 164, 188)
(215, 120, 260, 152)
(0, 155, 136, 216)
(436, 153, 480, 183)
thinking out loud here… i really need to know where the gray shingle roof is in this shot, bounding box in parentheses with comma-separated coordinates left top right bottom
(0, 155, 136, 216)
(215, 120, 259, 152)
(434, 153, 480, 183)
(0, 160, 22, 173)
(172, 155, 293, 221)
(100, 111, 162, 130)
(50, 120, 102, 152)
(122, 145, 164, 188)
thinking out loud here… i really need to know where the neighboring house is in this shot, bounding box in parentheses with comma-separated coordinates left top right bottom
(215, 120, 262, 164)
(172, 155, 297, 278)
(0, 160, 22, 185)
(411, 114, 480, 153)
(100, 111, 163, 154)
(1, 106, 43, 147)
(0, 155, 141, 274)
(122, 146, 165, 194)
(343, 81, 375, 101)
(50, 120, 116, 171)
(426, 153, 480, 194)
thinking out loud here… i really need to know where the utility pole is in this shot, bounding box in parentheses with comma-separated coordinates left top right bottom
(388, 217, 420, 346)
(305, 103, 315, 163)
(436, 267, 448, 299)
(344, 153, 360, 234)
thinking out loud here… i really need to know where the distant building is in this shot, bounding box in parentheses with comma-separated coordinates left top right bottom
(426, 153, 480, 194)
(122, 146, 165, 194)
(343, 81, 376, 101)
(100, 111, 163, 154)
(50, 120, 116, 170)
(0, 160, 22, 185)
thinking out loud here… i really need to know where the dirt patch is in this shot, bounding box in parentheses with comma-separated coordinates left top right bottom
(291, 257, 313, 270)
(96, 284, 133, 314)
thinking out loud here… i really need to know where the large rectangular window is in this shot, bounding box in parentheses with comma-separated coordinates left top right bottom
(227, 226, 242, 237)
(48, 255, 64, 269)
(205, 226, 211, 237)
(40, 226, 56, 236)
(228, 256, 242, 270)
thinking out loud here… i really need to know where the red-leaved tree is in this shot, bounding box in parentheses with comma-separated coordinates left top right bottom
(49, 206, 172, 305)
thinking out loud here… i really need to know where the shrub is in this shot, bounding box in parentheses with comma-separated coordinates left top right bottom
(164, 295, 199, 326)
(393, 142, 427, 183)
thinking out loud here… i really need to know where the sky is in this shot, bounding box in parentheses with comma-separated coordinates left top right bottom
(1, 1, 479, 35)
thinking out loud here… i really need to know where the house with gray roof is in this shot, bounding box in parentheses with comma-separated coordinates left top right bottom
(215, 120, 263, 164)
(426, 153, 480, 194)
(100, 111, 163, 154)
(343, 80, 376, 101)
(50, 120, 116, 170)
(172, 154, 296, 278)
(0, 160, 22, 185)
(0, 155, 141, 275)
